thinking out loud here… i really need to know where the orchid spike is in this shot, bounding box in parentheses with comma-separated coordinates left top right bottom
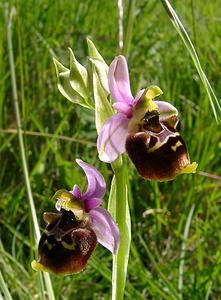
(97, 55, 197, 181)
(31, 160, 120, 275)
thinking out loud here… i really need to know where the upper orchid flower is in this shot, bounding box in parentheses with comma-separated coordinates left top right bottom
(31, 159, 120, 275)
(97, 55, 197, 181)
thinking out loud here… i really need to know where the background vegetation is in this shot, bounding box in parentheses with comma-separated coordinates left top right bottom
(0, 0, 221, 299)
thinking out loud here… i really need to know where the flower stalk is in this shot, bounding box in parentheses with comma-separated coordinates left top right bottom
(111, 158, 131, 300)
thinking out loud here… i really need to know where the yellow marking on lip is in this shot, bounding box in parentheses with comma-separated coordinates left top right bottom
(171, 141, 182, 152)
(44, 239, 53, 250)
(62, 241, 76, 250)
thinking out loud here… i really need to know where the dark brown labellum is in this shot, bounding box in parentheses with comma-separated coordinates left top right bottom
(34, 209, 97, 275)
(126, 132, 190, 181)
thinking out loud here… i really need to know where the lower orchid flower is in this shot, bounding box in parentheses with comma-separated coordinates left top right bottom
(31, 159, 120, 275)
(97, 55, 197, 181)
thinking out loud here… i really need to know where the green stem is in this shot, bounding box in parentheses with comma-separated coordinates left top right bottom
(110, 2, 135, 298)
(122, 0, 136, 58)
(7, 7, 55, 300)
(111, 158, 131, 300)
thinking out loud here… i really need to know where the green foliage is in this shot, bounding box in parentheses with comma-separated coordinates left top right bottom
(1, 0, 221, 299)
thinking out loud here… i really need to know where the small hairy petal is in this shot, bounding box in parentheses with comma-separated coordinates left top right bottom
(76, 159, 106, 200)
(89, 207, 120, 254)
(97, 113, 130, 163)
(155, 100, 179, 129)
(108, 55, 134, 104)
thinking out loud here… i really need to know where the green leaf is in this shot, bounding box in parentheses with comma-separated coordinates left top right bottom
(108, 175, 116, 219)
(53, 57, 94, 109)
(87, 38, 110, 95)
(69, 48, 90, 100)
(92, 65, 113, 133)
(89, 57, 109, 95)
(87, 38, 108, 66)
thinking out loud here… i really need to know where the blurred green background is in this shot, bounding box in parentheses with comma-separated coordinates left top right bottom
(0, 0, 221, 299)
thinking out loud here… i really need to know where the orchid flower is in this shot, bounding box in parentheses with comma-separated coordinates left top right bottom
(31, 159, 120, 275)
(97, 55, 197, 181)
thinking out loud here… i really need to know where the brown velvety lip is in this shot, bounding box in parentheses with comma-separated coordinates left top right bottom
(126, 132, 190, 181)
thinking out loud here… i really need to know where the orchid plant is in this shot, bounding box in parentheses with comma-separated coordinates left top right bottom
(33, 39, 197, 300)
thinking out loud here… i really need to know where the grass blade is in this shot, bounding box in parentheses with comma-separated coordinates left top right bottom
(6, 7, 55, 300)
(178, 204, 195, 299)
(0, 272, 13, 300)
(140, 235, 181, 300)
(161, 0, 221, 124)
(123, 0, 136, 58)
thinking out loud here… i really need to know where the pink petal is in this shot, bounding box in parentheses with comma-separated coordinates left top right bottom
(89, 207, 120, 254)
(97, 113, 130, 163)
(133, 89, 145, 107)
(108, 55, 134, 104)
(71, 184, 82, 199)
(76, 159, 106, 200)
(113, 102, 133, 117)
(84, 197, 102, 212)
